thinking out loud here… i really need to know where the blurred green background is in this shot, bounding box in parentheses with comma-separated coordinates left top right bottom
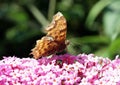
(0, 0, 120, 59)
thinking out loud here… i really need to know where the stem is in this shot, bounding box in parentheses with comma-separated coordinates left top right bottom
(28, 4, 49, 27)
(48, 0, 56, 21)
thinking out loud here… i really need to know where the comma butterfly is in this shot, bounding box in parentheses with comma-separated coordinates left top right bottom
(31, 12, 69, 59)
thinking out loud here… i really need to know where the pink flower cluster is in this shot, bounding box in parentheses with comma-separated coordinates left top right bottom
(0, 54, 120, 85)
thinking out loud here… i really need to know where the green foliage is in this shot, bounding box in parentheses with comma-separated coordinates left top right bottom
(0, 0, 120, 59)
(103, 0, 120, 40)
(85, 0, 120, 59)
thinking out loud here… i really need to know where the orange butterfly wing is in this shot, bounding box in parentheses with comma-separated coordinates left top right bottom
(46, 12, 67, 43)
(31, 12, 67, 59)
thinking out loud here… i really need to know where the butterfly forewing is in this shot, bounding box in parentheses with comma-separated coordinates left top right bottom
(46, 12, 67, 42)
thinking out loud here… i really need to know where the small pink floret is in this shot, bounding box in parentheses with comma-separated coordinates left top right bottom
(0, 54, 120, 84)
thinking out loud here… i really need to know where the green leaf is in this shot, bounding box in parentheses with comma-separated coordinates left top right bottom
(69, 35, 109, 45)
(67, 35, 109, 55)
(103, 0, 120, 40)
(94, 47, 110, 59)
(108, 38, 120, 58)
(86, 0, 114, 29)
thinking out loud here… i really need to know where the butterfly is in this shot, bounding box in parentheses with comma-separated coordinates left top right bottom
(31, 12, 69, 59)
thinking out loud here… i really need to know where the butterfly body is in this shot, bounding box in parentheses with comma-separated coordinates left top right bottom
(31, 12, 68, 59)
